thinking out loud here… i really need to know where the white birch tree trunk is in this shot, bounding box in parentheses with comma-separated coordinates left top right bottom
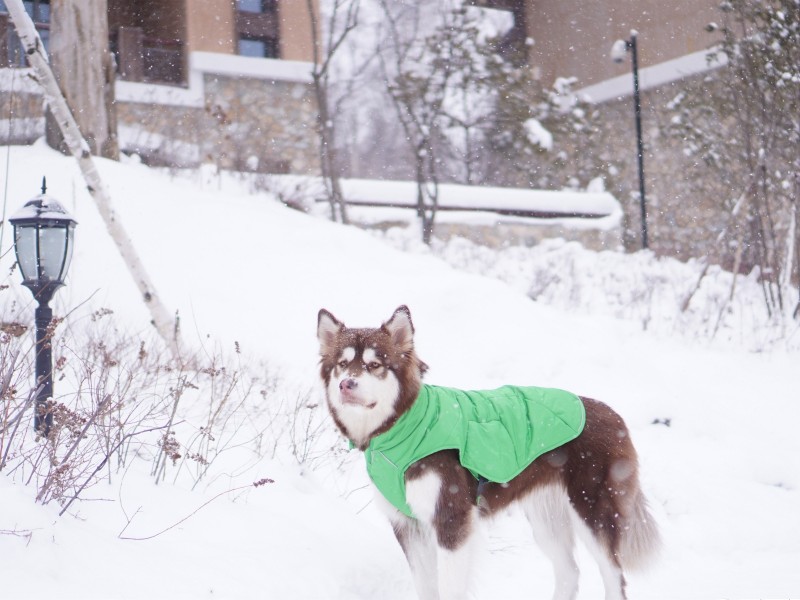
(5, 0, 181, 359)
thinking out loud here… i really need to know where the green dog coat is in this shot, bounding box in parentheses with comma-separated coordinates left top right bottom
(364, 384, 586, 518)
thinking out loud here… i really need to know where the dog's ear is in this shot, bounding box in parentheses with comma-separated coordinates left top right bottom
(383, 305, 414, 351)
(317, 309, 343, 354)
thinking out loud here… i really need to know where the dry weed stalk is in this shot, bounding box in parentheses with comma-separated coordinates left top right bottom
(2, 301, 339, 515)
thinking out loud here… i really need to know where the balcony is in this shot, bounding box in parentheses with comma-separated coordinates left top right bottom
(0, 16, 184, 86)
(111, 26, 184, 86)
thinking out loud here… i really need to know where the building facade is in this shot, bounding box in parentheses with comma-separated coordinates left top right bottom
(471, 0, 718, 87)
(0, 0, 320, 174)
(470, 0, 742, 263)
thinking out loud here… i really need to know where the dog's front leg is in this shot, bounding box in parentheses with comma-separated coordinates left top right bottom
(394, 508, 477, 600)
(373, 482, 440, 600)
(406, 457, 478, 600)
(433, 515, 477, 600)
(392, 516, 440, 600)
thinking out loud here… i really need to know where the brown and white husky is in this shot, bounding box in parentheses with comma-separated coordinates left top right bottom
(317, 305, 660, 600)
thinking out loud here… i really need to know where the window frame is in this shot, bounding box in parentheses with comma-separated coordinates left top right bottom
(236, 0, 279, 59)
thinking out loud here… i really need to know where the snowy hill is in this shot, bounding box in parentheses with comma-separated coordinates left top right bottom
(0, 142, 798, 599)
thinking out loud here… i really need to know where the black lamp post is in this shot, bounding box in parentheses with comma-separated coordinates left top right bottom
(9, 179, 77, 436)
(611, 31, 649, 250)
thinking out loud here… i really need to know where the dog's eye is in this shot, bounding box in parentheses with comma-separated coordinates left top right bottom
(366, 361, 382, 371)
(337, 360, 348, 369)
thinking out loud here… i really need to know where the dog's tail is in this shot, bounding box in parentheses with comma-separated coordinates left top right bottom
(618, 487, 662, 570)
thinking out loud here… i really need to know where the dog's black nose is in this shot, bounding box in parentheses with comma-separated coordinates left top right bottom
(340, 378, 357, 391)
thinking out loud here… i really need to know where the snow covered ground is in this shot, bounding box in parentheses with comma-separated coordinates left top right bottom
(1, 142, 799, 599)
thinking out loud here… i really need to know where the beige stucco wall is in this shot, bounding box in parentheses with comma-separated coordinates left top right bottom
(185, 0, 236, 54)
(278, 0, 317, 62)
(525, 0, 719, 86)
(182, 0, 316, 61)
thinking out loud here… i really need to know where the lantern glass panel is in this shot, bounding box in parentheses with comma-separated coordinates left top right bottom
(38, 225, 68, 281)
(14, 225, 38, 282)
(63, 225, 75, 280)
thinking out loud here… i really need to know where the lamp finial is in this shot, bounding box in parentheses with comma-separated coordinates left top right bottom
(41, 176, 47, 195)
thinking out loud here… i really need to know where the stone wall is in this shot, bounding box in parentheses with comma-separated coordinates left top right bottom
(116, 73, 318, 174)
(432, 219, 622, 251)
(0, 58, 320, 176)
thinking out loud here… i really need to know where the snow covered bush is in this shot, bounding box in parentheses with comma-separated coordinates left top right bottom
(666, 0, 800, 319)
(0, 311, 177, 509)
(376, 227, 799, 351)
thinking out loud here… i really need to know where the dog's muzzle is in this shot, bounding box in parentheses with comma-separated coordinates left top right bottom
(338, 378, 376, 408)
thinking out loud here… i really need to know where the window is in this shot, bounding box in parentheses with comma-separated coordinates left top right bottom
(236, 0, 279, 59)
(0, 0, 50, 67)
(238, 36, 278, 59)
(0, 0, 50, 19)
(237, 0, 277, 13)
(23, 0, 50, 22)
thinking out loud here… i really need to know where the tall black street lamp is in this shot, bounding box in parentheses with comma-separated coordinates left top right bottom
(611, 31, 649, 250)
(9, 179, 77, 436)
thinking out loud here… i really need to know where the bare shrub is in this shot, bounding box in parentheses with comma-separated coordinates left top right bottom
(1, 304, 339, 513)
